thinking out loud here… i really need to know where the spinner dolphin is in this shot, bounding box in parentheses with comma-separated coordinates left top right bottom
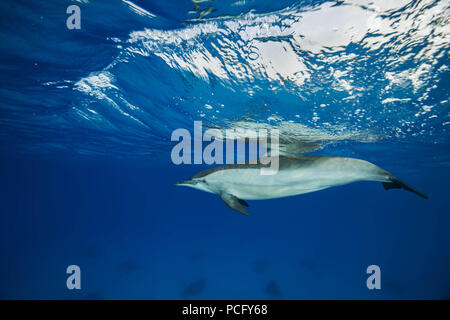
(175, 155, 427, 214)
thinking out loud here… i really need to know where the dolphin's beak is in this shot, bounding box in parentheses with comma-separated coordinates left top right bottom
(174, 180, 196, 187)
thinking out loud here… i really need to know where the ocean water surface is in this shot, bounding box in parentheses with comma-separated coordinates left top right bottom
(0, 0, 449, 299)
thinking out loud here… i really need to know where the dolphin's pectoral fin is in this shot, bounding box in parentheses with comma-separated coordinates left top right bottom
(238, 199, 249, 207)
(220, 192, 250, 215)
(382, 176, 428, 199)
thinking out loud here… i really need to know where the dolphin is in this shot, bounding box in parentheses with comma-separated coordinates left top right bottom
(175, 155, 427, 214)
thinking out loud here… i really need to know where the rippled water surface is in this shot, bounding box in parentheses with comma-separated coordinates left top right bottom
(1, 0, 449, 158)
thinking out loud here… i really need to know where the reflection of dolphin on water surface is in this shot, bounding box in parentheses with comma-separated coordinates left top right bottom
(175, 155, 427, 215)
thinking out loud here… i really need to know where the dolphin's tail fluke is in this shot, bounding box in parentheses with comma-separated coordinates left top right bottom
(382, 176, 428, 199)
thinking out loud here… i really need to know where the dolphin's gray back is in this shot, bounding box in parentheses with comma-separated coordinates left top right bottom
(192, 155, 365, 179)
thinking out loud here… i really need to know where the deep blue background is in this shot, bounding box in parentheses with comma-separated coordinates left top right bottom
(1, 150, 449, 299)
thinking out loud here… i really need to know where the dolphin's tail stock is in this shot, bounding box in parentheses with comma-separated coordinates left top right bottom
(382, 175, 428, 199)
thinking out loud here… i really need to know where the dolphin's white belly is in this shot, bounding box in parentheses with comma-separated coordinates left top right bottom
(203, 158, 390, 200)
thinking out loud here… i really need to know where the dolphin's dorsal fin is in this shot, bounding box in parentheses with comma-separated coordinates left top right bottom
(220, 192, 249, 215)
(261, 141, 321, 158)
(279, 141, 321, 155)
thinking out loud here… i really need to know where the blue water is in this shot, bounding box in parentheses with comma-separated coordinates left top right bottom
(1, 0, 450, 299)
